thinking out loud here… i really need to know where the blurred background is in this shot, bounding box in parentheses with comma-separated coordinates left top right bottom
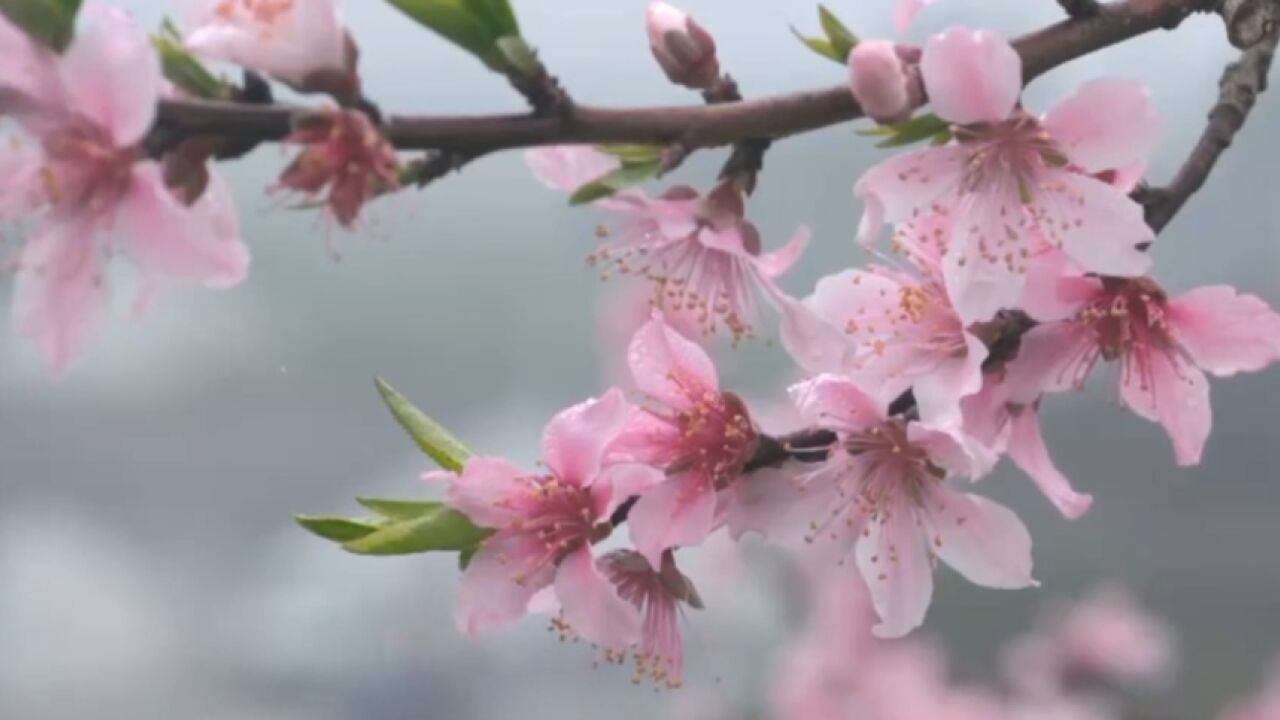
(2, 1, 1279, 718)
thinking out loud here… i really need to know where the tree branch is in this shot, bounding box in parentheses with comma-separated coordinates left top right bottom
(151, 0, 1217, 159)
(1142, 27, 1279, 231)
(1057, 0, 1102, 19)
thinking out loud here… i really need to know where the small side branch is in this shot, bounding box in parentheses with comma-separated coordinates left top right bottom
(1058, 0, 1103, 18)
(1142, 29, 1279, 232)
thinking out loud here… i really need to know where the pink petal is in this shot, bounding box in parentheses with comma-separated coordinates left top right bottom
(754, 226, 811, 279)
(628, 314, 719, 410)
(1043, 78, 1162, 174)
(856, 495, 934, 638)
(182, 0, 347, 87)
(117, 164, 250, 293)
(12, 218, 109, 375)
(1033, 170, 1153, 278)
(0, 144, 44, 219)
(923, 484, 1037, 589)
(607, 405, 684, 466)
(895, 0, 935, 32)
(628, 472, 717, 567)
(444, 457, 529, 528)
(454, 532, 554, 637)
(58, 6, 160, 146)
(554, 547, 642, 649)
(725, 464, 834, 543)
(1119, 349, 1212, 466)
(1007, 408, 1093, 519)
(526, 145, 620, 193)
(1001, 322, 1094, 401)
(1020, 250, 1102, 322)
(777, 294, 854, 375)
(908, 422, 996, 479)
(942, 197, 1030, 324)
(1167, 286, 1280, 376)
(788, 374, 887, 433)
(600, 462, 667, 513)
(854, 144, 968, 245)
(921, 27, 1021, 125)
(912, 331, 988, 428)
(542, 387, 632, 487)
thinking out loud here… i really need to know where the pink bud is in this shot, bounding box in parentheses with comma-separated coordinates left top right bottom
(646, 2, 720, 90)
(848, 40, 915, 124)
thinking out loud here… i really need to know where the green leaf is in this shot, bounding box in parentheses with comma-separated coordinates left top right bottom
(295, 515, 384, 543)
(569, 159, 662, 205)
(494, 34, 539, 78)
(858, 113, 953, 148)
(0, 0, 82, 52)
(791, 27, 844, 65)
(357, 497, 445, 521)
(383, 0, 512, 72)
(462, 0, 518, 37)
(817, 5, 858, 60)
(152, 21, 227, 100)
(342, 505, 493, 556)
(597, 144, 664, 163)
(374, 377, 473, 472)
(458, 544, 479, 570)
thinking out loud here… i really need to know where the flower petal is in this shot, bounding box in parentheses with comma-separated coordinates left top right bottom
(182, 0, 347, 86)
(942, 184, 1031, 324)
(854, 145, 967, 245)
(1166, 286, 1280, 377)
(554, 547, 642, 649)
(1032, 170, 1153, 278)
(856, 494, 934, 638)
(924, 484, 1037, 589)
(1001, 322, 1095, 402)
(895, 0, 935, 32)
(1007, 408, 1093, 519)
(628, 314, 719, 410)
(628, 472, 717, 568)
(1020, 249, 1102, 322)
(789, 374, 887, 432)
(454, 532, 555, 637)
(58, 6, 160, 146)
(445, 457, 529, 528)
(921, 27, 1021, 125)
(1119, 349, 1212, 466)
(912, 331, 988, 428)
(755, 226, 811, 279)
(542, 387, 632, 487)
(1043, 78, 1162, 174)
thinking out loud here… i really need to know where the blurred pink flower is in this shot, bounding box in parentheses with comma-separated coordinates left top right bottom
(646, 1, 720, 90)
(1007, 269, 1280, 466)
(1003, 585, 1175, 696)
(436, 389, 661, 646)
(276, 109, 399, 228)
(733, 374, 1033, 638)
(527, 145, 810, 343)
(611, 315, 758, 566)
(855, 27, 1159, 323)
(896, 0, 938, 32)
(1220, 660, 1280, 720)
(0, 7, 249, 374)
(181, 0, 354, 95)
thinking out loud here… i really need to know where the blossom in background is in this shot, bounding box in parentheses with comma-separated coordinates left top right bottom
(1007, 266, 1280, 465)
(1220, 661, 1280, 720)
(611, 315, 759, 566)
(895, 0, 938, 32)
(848, 39, 918, 124)
(527, 145, 809, 343)
(856, 27, 1160, 323)
(180, 0, 354, 96)
(433, 389, 662, 644)
(276, 108, 399, 230)
(0, 7, 249, 374)
(780, 220, 986, 429)
(598, 549, 701, 688)
(1003, 586, 1175, 698)
(646, 1, 720, 90)
(734, 373, 1032, 638)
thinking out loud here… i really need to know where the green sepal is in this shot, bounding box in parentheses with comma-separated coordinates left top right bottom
(374, 377, 473, 473)
(569, 159, 662, 205)
(0, 0, 82, 53)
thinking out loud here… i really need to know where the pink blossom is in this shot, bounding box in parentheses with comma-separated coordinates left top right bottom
(895, 0, 938, 32)
(611, 315, 758, 566)
(1002, 585, 1175, 695)
(598, 549, 701, 688)
(0, 7, 249, 374)
(1220, 660, 1280, 720)
(646, 1, 720, 90)
(181, 0, 354, 95)
(438, 389, 662, 645)
(1007, 270, 1280, 466)
(780, 221, 987, 429)
(849, 40, 918, 124)
(855, 27, 1160, 323)
(276, 109, 399, 229)
(527, 145, 809, 343)
(735, 374, 1034, 638)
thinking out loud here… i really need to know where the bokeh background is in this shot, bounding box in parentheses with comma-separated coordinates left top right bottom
(3, 1, 1279, 718)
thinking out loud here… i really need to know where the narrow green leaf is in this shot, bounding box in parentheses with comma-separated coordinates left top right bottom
(295, 515, 384, 543)
(342, 506, 493, 556)
(817, 5, 858, 60)
(790, 26, 844, 65)
(858, 114, 953, 149)
(462, 0, 518, 36)
(356, 497, 444, 521)
(383, 0, 509, 71)
(569, 159, 661, 205)
(597, 144, 664, 163)
(458, 544, 479, 569)
(152, 28, 227, 100)
(0, 0, 82, 52)
(374, 377, 473, 472)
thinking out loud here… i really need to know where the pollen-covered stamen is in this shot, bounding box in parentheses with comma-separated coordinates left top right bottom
(653, 369, 757, 491)
(39, 125, 136, 220)
(597, 550, 697, 689)
(1058, 277, 1188, 393)
(491, 474, 602, 585)
(215, 0, 296, 25)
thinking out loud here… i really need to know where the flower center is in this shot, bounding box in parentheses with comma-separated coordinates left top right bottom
(664, 384, 756, 490)
(40, 126, 135, 218)
(955, 114, 1066, 197)
(215, 0, 296, 24)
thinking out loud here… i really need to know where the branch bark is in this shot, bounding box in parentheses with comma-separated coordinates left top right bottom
(151, 0, 1218, 158)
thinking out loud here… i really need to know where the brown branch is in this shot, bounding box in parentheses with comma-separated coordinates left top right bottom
(151, 0, 1218, 159)
(1141, 27, 1278, 231)
(1058, 0, 1103, 19)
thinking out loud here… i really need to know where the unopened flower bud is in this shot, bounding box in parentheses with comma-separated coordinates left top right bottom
(646, 1, 720, 90)
(848, 40, 915, 124)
